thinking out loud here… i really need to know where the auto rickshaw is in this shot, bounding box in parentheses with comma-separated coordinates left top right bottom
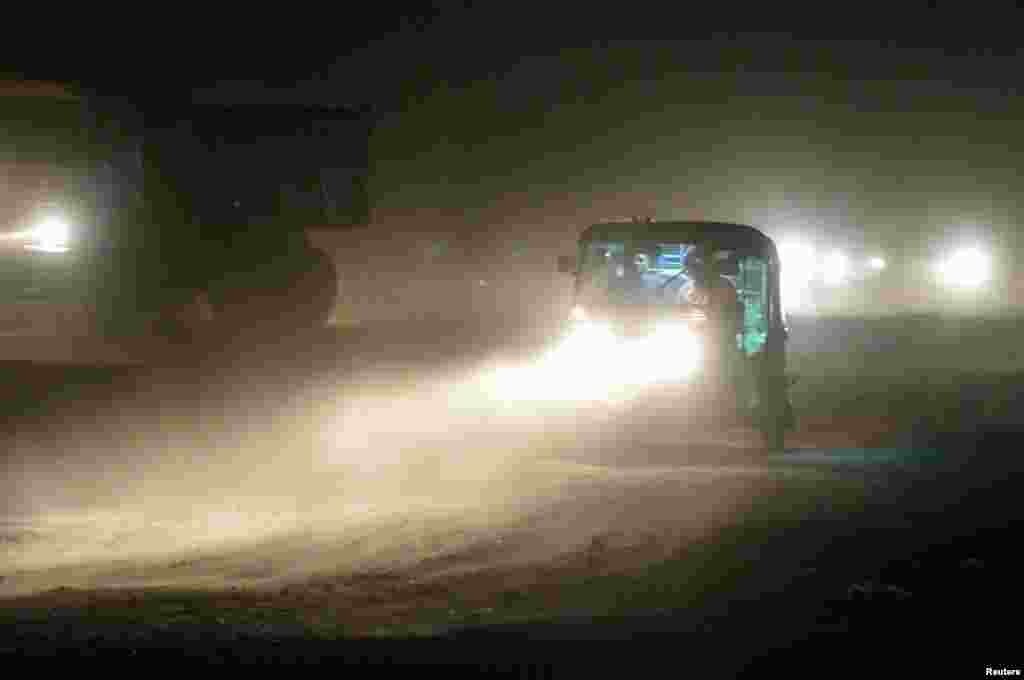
(557, 219, 795, 451)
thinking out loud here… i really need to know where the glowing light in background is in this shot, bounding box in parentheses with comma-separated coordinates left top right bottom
(779, 239, 817, 311)
(935, 246, 991, 289)
(868, 256, 886, 271)
(24, 215, 71, 253)
(821, 250, 850, 286)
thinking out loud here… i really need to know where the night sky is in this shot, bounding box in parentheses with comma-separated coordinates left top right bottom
(311, 23, 1023, 264)
(8, 12, 1024, 263)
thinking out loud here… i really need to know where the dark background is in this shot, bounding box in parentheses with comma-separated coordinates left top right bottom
(5, 10, 1024, 307)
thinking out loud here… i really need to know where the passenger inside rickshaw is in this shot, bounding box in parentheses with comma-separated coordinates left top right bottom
(578, 240, 770, 357)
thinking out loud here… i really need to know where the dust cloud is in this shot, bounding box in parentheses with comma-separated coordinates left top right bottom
(1, 340, 782, 598)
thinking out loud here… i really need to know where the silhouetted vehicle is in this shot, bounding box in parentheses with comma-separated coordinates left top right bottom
(0, 80, 370, 360)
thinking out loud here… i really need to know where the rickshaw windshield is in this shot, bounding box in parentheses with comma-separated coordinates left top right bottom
(577, 239, 772, 355)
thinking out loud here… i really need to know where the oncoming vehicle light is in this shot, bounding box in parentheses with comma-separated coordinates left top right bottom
(641, 321, 702, 382)
(821, 250, 850, 286)
(23, 215, 72, 253)
(935, 246, 991, 289)
(779, 239, 817, 310)
(558, 319, 617, 360)
(483, 318, 703, 404)
(485, 320, 620, 402)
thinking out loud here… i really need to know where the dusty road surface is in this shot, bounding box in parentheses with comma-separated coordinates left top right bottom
(1, 315, 1022, 672)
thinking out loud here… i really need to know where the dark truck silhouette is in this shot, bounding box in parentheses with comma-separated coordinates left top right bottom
(0, 81, 370, 358)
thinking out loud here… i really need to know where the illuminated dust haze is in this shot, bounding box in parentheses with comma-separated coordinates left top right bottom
(0, 335, 804, 596)
(2, 30, 1022, 620)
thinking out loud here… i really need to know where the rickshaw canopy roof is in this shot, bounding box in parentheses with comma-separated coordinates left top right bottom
(580, 220, 778, 260)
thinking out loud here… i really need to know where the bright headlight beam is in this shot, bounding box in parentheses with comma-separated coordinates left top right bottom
(821, 250, 849, 286)
(484, 320, 621, 403)
(779, 240, 817, 279)
(644, 322, 702, 381)
(779, 239, 817, 311)
(553, 320, 617, 371)
(936, 246, 991, 289)
(482, 319, 703, 404)
(24, 216, 71, 253)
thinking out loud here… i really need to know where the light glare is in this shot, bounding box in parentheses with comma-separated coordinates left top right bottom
(482, 321, 701, 403)
(821, 251, 849, 286)
(936, 246, 991, 289)
(779, 239, 817, 310)
(25, 216, 71, 253)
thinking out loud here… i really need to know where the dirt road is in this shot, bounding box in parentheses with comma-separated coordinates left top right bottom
(1, 316, 1021, 670)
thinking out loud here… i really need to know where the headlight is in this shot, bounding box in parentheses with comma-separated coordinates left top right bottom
(821, 250, 850, 286)
(560, 319, 616, 355)
(644, 321, 702, 380)
(24, 215, 72, 253)
(651, 320, 697, 345)
(779, 239, 817, 310)
(485, 320, 619, 403)
(935, 246, 991, 289)
(483, 319, 703, 404)
(780, 240, 816, 275)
